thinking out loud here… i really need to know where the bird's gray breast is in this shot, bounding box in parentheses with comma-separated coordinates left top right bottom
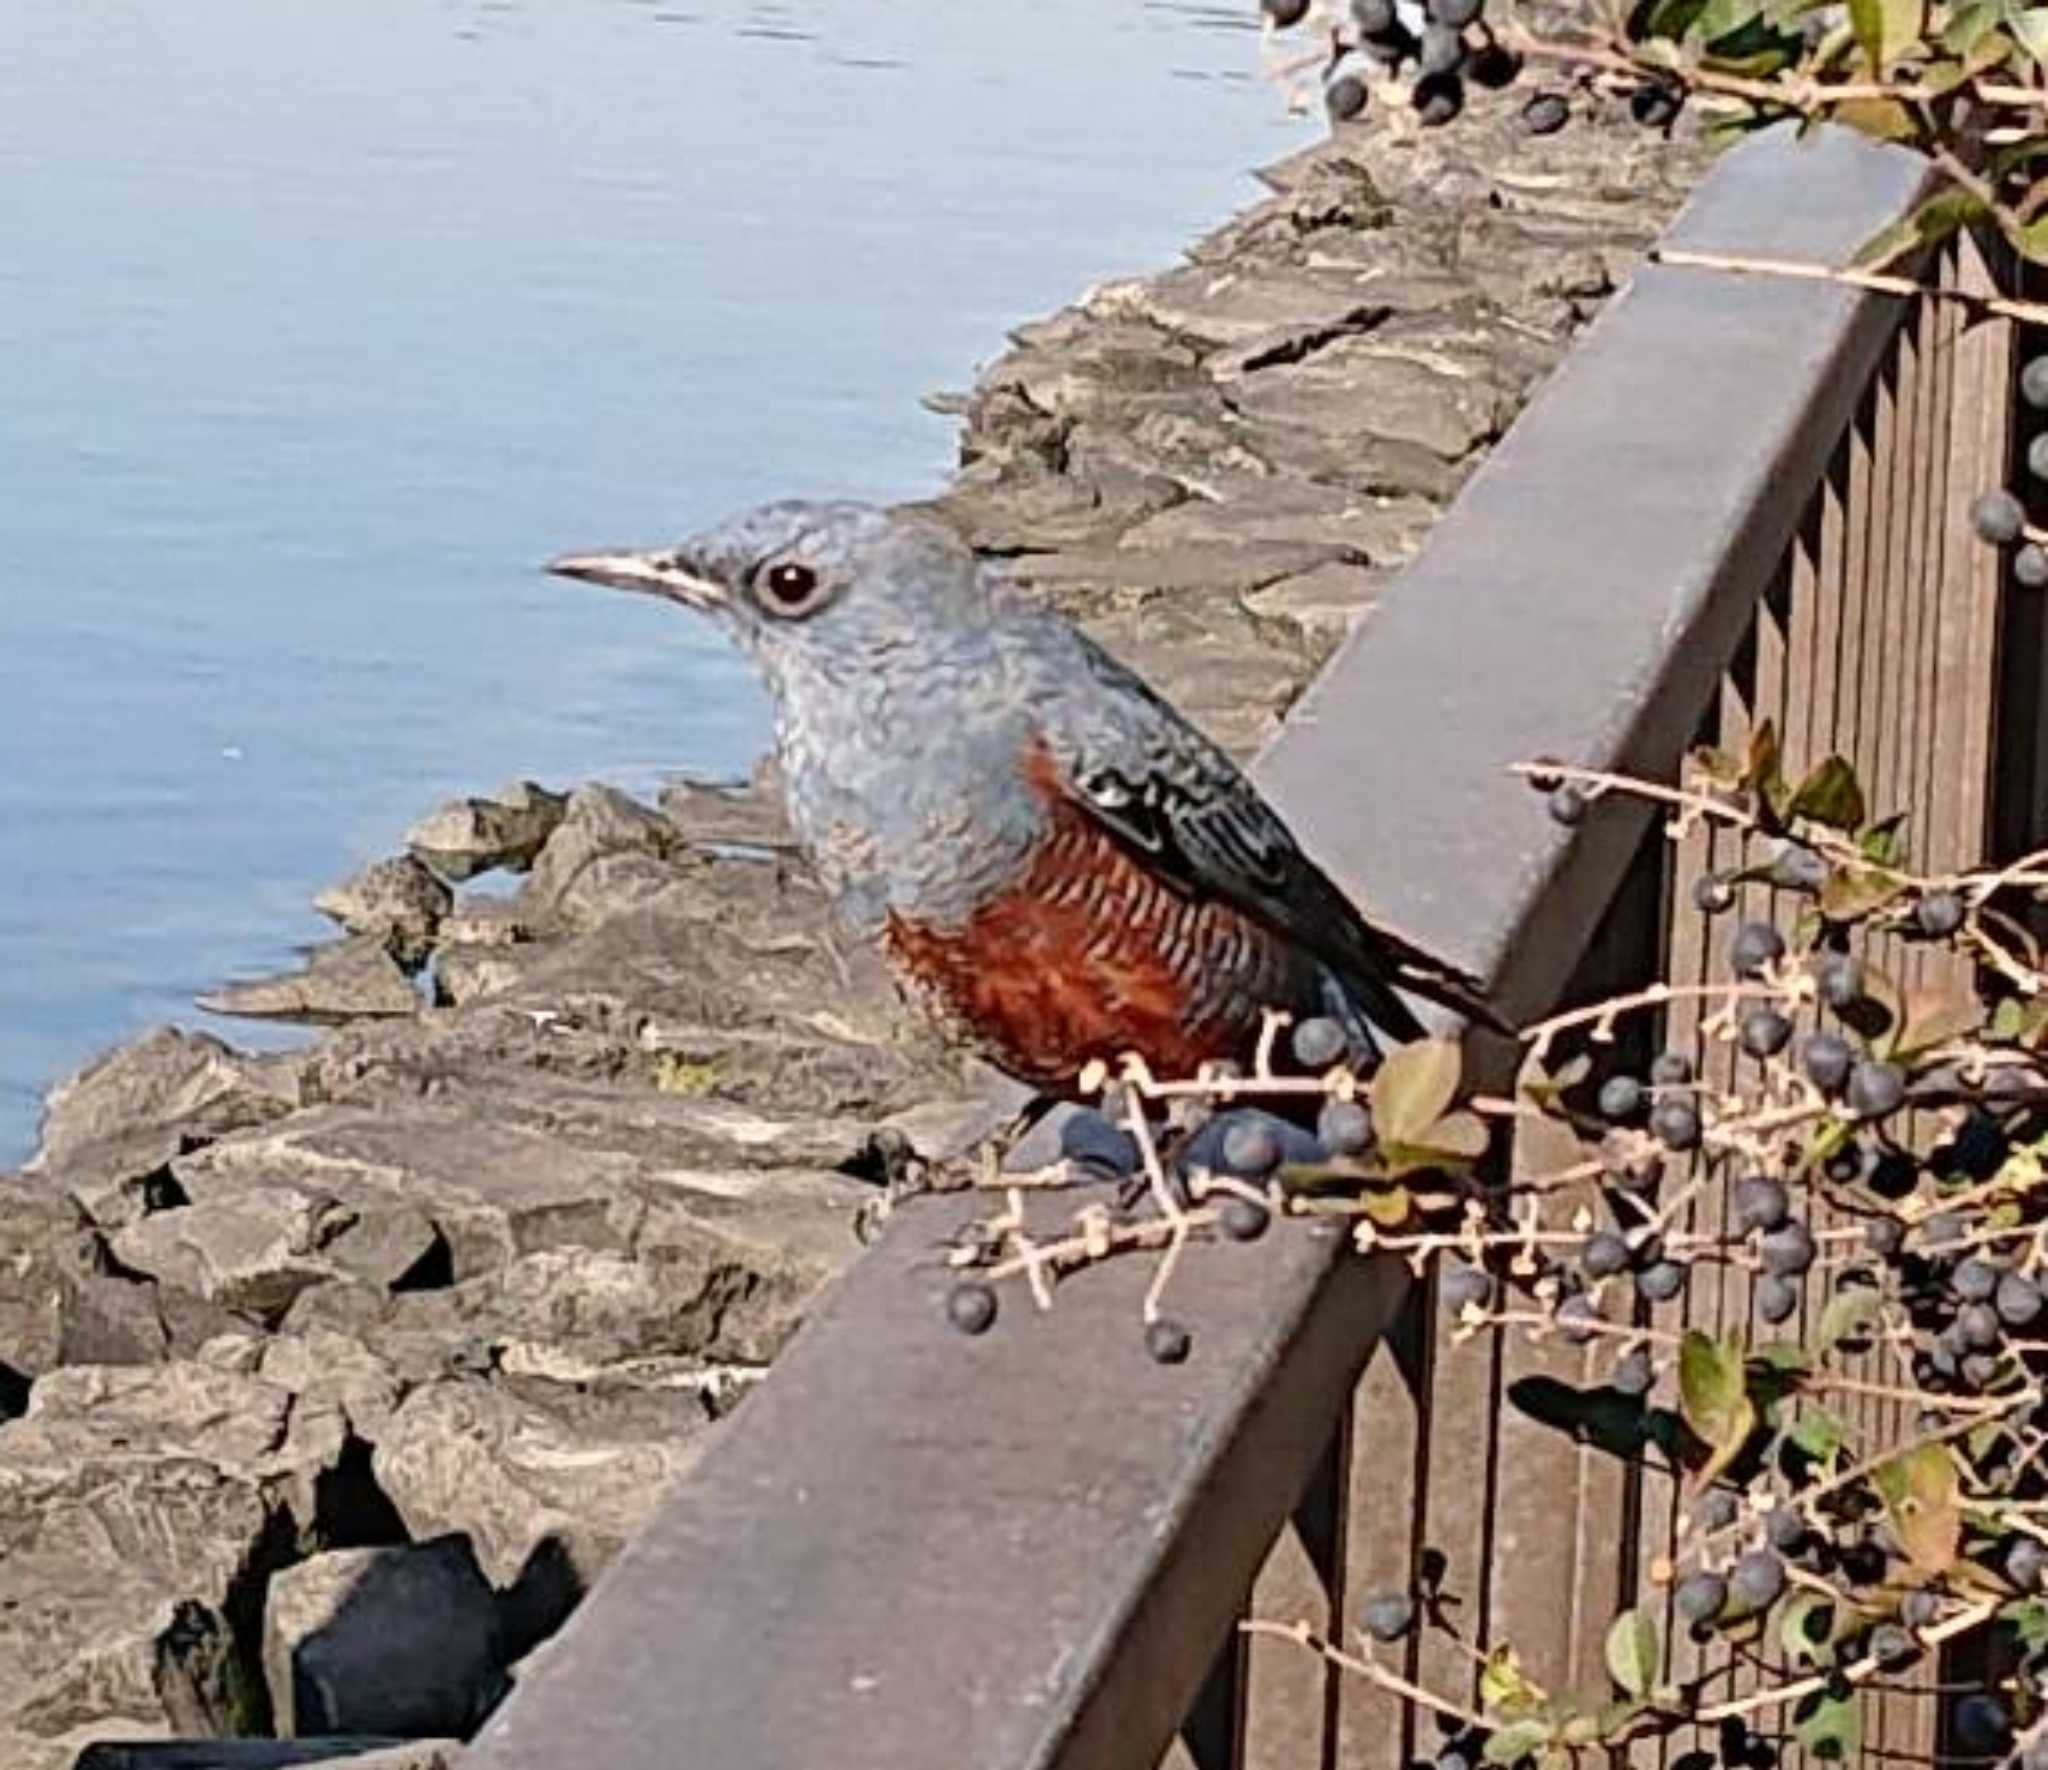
(766, 648, 1049, 939)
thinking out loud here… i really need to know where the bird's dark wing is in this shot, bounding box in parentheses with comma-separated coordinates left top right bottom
(1024, 623, 1506, 1041)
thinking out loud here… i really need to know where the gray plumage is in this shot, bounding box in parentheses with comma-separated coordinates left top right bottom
(549, 499, 1497, 1080)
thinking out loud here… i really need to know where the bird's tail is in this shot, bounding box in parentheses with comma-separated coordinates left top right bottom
(1345, 918, 1513, 1039)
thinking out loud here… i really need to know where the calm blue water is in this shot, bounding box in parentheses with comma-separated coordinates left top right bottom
(0, 1, 1301, 1159)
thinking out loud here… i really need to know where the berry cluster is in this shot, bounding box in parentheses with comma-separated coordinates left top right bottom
(1970, 354, 2048, 591)
(1251, 741, 2048, 1765)
(940, 1009, 1432, 1365)
(1258, 0, 1673, 139)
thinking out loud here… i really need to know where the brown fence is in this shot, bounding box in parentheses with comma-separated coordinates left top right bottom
(462, 131, 2034, 1770)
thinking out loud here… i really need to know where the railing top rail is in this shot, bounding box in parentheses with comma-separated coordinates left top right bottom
(464, 127, 1926, 1770)
(1262, 130, 1930, 1027)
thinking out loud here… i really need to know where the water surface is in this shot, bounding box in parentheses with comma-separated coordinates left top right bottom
(0, 1, 1302, 1157)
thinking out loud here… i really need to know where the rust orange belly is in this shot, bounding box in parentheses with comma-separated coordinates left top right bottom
(881, 796, 1304, 1092)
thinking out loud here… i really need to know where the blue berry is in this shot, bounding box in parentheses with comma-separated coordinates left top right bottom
(1972, 491, 2025, 548)
(1801, 1031, 1853, 1094)
(1581, 1231, 1629, 1279)
(1740, 1009, 1792, 1059)
(1916, 890, 1965, 937)
(946, 1281, 998, 1335)
(1598, 1075, 1644, 1121)
(1636, 1259, 1688, 1303)
(1221, 1116, 1282, 1177)
(1146, 1318, 1192, 1364)
(1846, 1060, 1906, 1120)
(1649, 1098, 1701, 1152)
(1730, 1550, 1785, 1612)
(1361, 1589, 1414, 1641)
(1219, 1196, 1270, 1242)
(1735, 1175, 1790, 1233)
(1317, 1097, 1374, 1156)
(1674, 1571, 1727, 1625)
(1761, 1221, 1816, 1276)
(1757, 1274, 1801, 1324)
(1730, 921, 1784, 978)
(1291, 1016, 1348, 1072)
(1441, 1260, 1493, 1312)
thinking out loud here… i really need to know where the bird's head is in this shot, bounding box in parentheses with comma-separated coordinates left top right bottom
(547, 500, 994, 686)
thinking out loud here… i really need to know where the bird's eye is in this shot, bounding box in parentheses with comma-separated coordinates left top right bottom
(756, 560, 826, 617)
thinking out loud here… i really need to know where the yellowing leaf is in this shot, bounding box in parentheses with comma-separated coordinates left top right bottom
(1830, 95, 1919, 138)
(1849, 0, 1925, 68)
(1480, 1644, 1548, 1716)
(1371, 1038, 1462, 1146)
(1874, 1443, 1961, 1574)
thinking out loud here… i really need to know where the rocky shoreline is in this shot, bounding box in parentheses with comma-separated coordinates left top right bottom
(0, 92, 1708, 1769)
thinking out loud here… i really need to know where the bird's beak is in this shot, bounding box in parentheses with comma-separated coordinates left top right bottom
(544, 546, 726, 611)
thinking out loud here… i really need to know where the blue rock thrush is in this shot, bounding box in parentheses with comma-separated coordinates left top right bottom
(549, 500, 1497, 1091)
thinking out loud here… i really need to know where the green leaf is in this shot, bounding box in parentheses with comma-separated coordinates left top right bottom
(1789, 1407, 1847, 1467)
(2016, 215, 2048, 266)
(1484, 1721, 1555, 1766)
(1850, 217, 1920, 271)
(1794, 1689, 1864, 1761)
(2008, 5, 2048, 60)
(1945, 0, 2013, 55)
(1860, 811, 1909, 866)
(1789, 757, 1867, 829)
(1679, 1330, 1756, 1484)
(1818, 1288, 1881, 1352)
(1849, 0, 1925, 68)
(1604, 1608, 1661, 1698)
(1874, 1443, 1961, 1574)
(2005, 1596, 2048, 1647)
(1819, 866, 1905, 921)
(1371, 1038, 1462, 1146)
(1851, 192, 1991, 270)
(1690, 0, 1769, 36)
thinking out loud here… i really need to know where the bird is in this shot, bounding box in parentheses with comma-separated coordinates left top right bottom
(548, 500, 1500, 1094)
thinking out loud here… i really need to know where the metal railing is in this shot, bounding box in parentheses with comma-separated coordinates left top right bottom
(463, 127, 2029, 1770)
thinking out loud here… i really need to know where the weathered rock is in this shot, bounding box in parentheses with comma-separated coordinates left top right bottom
(426, 943, 528, 1009)
(28, 1029, 301, 1230)
(0, 1362, 350, 1742)
(313, 857, 454, 969)
(196, 937, 421, 1025)
(1242, 560, 1388, 652)
(0, 1173, 84, 1401)
(515, 784, 695, 932)
(112, 1191, 350, 1327)
(370, 1376, 707, 1644)
(254, 1330, 408, 1442)
(263, 1537, 500, 1740)
(656, 774, 795, 851)
(404, 780, 566, 883)
(110, 1186, 440, 1329)
(74, 1740, 462, 1769)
